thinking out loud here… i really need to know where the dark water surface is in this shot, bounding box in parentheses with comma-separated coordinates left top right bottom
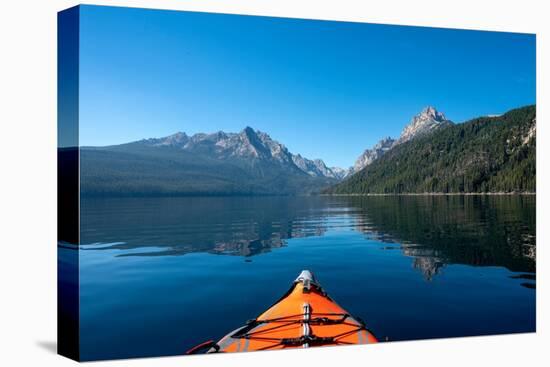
(76, 195, 536, 360)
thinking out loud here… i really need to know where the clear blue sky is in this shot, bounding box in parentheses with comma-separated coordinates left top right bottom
(79, 5, 535, 168)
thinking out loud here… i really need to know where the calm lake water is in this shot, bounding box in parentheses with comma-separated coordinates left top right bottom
(75, 195, 536, 361)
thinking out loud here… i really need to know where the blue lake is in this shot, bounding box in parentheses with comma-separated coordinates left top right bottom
(74, 195, 535, 360)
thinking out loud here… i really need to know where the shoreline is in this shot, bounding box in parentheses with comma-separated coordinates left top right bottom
(80, 191, 536, 199)
(321, 192, 536, 197)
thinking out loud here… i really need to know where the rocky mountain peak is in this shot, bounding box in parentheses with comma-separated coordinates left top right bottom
(241, 126, 256, 136)
(420, 106, 446, 122)
(398, 106, 452, 144)
(239, 126, 261, 144)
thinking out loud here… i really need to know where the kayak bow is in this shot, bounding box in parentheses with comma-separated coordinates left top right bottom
(194, 270, 377, 353)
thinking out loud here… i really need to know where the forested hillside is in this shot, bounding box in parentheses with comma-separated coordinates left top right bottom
(325, 105, 536, 194)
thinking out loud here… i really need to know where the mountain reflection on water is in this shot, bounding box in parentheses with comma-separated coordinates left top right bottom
(80, 195, 535, 281)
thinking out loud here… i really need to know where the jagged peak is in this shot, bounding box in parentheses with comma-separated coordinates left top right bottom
(417, 106, 447, 122)
(397, 106, 452, 144)
(241, 126, 256, 134)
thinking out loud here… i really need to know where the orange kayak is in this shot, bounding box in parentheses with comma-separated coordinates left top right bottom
(187, 270, 377, 354)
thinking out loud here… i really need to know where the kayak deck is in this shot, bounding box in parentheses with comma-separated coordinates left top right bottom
(209, 270, 377, 353)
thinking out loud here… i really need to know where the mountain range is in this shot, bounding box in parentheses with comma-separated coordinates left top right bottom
(80, 126, 343, 196)
(141, 127, 348, 179)
(79, 105, 535, 196)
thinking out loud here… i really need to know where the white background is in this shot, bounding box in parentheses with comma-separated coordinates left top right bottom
(0, 0, 548, 366)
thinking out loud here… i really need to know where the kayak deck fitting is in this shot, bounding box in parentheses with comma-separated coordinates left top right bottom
(187, 270, 377, 354)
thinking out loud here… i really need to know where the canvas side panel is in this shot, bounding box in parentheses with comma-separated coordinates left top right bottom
(57, 5, 80, 361)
